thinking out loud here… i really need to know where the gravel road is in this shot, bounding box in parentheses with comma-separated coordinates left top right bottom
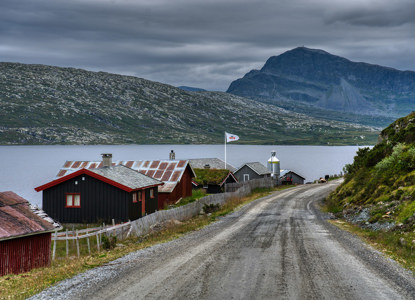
(32, 182, 415, 299)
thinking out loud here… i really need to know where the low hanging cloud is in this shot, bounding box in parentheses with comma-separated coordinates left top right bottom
(1, 0, 414, 91)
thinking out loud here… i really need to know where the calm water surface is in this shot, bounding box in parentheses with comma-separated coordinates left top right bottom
(0, 144, 365, 207)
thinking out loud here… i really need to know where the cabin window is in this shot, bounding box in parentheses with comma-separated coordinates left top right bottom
(150, 188, 154, 198)
(66, 193, 81, 208)
(138, 191, 142, 201)
(243, 174, 250, 182)
(132, 192, 137, 203)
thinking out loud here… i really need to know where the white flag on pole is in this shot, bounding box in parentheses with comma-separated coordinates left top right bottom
(225, 132, 239, 143)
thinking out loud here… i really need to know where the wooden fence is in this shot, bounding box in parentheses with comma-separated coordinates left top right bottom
(128, 177, 275, 237)
(50, 177, 274, 259)
(51, 221, 131, 260)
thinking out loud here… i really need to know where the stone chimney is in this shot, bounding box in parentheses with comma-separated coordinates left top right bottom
(102, 153, 112, 168)
(169, 150, 176, 160)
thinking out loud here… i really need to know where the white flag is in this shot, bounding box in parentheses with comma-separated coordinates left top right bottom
(225, 132, 239, 143)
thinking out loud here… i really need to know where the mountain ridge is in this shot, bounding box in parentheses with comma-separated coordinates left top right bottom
(0, 61, 378, 145)
(227, 47, 415, 121)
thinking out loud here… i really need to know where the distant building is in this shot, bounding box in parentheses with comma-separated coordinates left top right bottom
(192, 168, 238, 194)
(280, 170, 305, 185)
(234, 162, 271, 182)
(0, 191, 57, 276)
(189, 158, 235, 172)
(35, 158, 164, 223)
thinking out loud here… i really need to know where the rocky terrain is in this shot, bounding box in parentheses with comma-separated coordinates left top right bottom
(0, 62, 378, 145)
(227, 47, 415, 126)
(327, 111, 415, 232)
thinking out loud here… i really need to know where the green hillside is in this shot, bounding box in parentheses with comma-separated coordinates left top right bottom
(328, 111, 415, 231)
(0, 62, 379, 145)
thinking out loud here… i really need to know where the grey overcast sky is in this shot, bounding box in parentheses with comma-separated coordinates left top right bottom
(1, 0, 415, 91)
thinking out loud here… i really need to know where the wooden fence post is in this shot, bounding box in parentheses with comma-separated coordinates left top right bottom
(66, 229, 69, 257)
(96, 228, 101, 252)
(86, 228, 91, 254)
(72, 225, 75, 248)
(76, 230, 80, 258)
(52, 231, 57, 261)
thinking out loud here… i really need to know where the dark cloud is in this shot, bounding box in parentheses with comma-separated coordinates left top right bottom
(324, 1, 415, 27)
(0, 0, 414, 91)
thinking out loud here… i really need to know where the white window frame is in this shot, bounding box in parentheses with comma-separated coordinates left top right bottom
(66, 193, 81, 208)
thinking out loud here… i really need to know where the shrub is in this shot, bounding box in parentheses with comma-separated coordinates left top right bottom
(102, 234, 117, 250)
(396, 201, 415, 224)
(375, 143, 405, 171)
(203, 203, 220, 214)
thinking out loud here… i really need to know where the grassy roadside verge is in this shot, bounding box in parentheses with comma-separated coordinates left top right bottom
(329, 219, 415, 274)
(1, 185, 292, 299)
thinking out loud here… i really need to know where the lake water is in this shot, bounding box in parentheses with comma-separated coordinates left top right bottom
(0, 144, 365, 207)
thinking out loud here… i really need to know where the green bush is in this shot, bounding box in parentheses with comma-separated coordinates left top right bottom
(102, 234, 117, 250)
(396, 200, 415, 224)
(203, 203, 220, 214)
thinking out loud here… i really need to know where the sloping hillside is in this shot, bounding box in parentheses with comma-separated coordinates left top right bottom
(327, 111, 415, 231)
(0, 62, 378, 145)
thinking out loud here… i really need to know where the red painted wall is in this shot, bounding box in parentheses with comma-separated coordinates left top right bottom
(157, 166, 193, 210)
(0, 233, 51, 276)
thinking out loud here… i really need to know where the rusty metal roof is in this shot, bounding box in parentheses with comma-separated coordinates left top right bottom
(0, 191, 56, 241)
(56, 160, 195, 193)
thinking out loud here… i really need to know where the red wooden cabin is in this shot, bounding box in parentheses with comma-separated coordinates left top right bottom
(56, 155, 195, 210)
(0, 192, 57, 276)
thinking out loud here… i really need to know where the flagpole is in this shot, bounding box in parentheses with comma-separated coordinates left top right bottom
(224, 132, 227, 169)
(224, 132, 227, 192)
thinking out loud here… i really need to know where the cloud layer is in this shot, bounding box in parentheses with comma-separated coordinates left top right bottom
(1, 0, 414, 91)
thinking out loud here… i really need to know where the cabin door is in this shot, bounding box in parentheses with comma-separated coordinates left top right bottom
(141, 190, 146, 216)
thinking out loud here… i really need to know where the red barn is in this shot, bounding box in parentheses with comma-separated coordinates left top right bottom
(55, 155, 195, 210)
(0, 192, 57, 276)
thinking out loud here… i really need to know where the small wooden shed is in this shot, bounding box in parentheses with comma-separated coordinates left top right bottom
(193, 168, 238, 194)
(35, 165, 163, 224)
(0, 191, 57, 276)
(280, 170, 305, 185)
(234, 162, 271, 182)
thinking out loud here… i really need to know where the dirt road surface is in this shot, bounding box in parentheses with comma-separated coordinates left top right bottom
(32, 182, 415, 299)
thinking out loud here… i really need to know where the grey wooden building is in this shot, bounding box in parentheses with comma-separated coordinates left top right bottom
(234, 162, 271, 182)
(280, 170, 305, 185)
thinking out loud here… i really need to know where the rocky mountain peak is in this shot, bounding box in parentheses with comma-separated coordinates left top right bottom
(227, 47, 415, 119)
